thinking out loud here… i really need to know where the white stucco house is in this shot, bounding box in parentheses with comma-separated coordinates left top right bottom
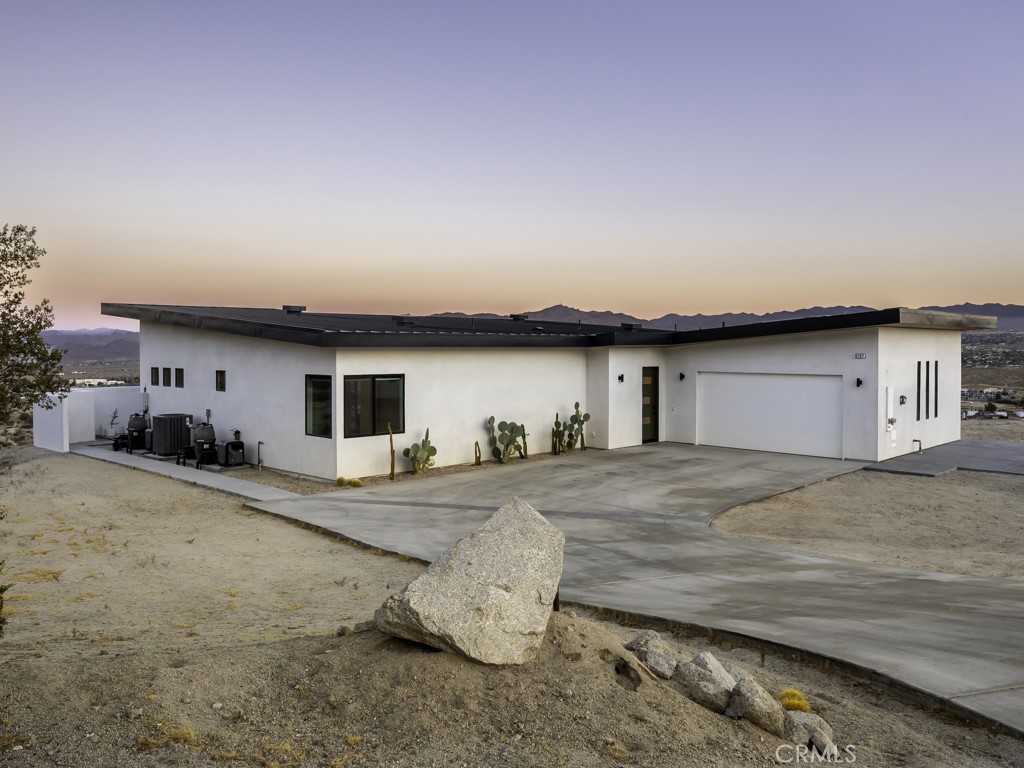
(97, 303, 995, 480)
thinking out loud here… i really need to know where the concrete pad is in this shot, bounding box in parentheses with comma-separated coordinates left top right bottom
(865, 439, 1024, 476)
(69, 443, 298, 502)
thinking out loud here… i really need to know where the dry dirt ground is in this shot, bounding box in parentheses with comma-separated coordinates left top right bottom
(714, 432, 1024, 581)
(961, 417, 1024, 443)
(2, 449, 1023, 767)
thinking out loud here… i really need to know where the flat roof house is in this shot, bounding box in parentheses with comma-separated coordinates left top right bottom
(101, 304, 996, 481)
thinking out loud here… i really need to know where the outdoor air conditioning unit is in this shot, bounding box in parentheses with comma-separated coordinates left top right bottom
(151, 413, 193, 456)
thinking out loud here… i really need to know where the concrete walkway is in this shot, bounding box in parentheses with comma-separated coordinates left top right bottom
(865, 438, 1024, 477)
(248, 443, 1024, 735)
(69, 443, 299, 501)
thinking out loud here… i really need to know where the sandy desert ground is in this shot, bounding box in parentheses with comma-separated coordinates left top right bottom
(2, 447, 1023, 767)
(715, 421, 1024, 580)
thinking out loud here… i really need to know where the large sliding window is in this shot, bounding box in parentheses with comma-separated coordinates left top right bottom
(305, 375, 333, 438)
(344, 375, 404, 437)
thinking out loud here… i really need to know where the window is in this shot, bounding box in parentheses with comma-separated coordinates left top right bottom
(916, 361, 921, 421)
(344, 374, 404, 437)
(925, 361, 930, 419)
(163, 367, 171, 387)
(175, 368, 184, 388)
(151, 367, 159, 386)
(215, 370, 226, 392)
(933, 360, 939, 418)
(305, 375, 333, 438)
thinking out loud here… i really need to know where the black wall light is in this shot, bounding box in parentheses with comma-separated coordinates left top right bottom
(899, 395, 907, 405)
(856, 378, 863, 387)
(618, 374, 625, 382)
(679, 373, 685, 380)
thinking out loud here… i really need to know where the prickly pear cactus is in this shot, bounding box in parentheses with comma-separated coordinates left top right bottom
(487, 417, 526, 463)
(567, 401, 591, 451)
(402, 428, 437, 475)
(551, 413, 565, 455)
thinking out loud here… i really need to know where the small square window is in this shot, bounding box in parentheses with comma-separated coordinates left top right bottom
(163, 367, 171, 387)
(215, 370, 226, 392)
(151, 367, 159, 386)
(174, 368, 184, 388)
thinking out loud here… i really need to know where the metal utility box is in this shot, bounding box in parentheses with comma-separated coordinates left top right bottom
(217, 440, 244, 467)
(151, 413, 193, 456)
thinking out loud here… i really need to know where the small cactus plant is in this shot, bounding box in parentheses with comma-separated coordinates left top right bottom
(551, 413, 566, 455)
(567, 401, 591, 451)
(486, 417, 527, 464)
(403, 428, 437, 475)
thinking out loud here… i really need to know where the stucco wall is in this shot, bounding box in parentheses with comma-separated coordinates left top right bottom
(876, 327, 961, 458)
(140, 323, 338, 479)
(664, 329, 880, 460)
(32, 395, 70, 452)
(585, 348, 669, 449)
(336, 347, 588, 478)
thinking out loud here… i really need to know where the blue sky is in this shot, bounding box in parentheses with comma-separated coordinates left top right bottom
(3, 1, 1021, 329)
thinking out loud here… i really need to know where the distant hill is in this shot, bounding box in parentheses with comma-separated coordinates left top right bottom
(439, 303, 1024, 331)
(42, 329, 140, 362)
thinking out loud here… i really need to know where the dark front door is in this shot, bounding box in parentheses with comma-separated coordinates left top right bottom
(642, 366, 659, 443)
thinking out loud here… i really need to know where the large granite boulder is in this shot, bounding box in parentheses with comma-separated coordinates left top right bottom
(374, 497, 564, 665)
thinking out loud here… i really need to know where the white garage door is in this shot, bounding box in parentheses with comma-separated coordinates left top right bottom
(697, 372, 843, 459)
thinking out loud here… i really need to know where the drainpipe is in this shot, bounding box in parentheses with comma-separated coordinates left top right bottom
(912, 439, 923, 454)
(257, 441, 264, 471)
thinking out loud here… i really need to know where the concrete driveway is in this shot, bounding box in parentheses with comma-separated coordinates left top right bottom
(250, 443, 1024, 735)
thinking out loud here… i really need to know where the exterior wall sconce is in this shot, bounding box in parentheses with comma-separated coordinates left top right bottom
(618, 374, 625, 383)
(856, 378, 863, 387)
(679, 373, 685, 380)
(899, 395, 907, 405)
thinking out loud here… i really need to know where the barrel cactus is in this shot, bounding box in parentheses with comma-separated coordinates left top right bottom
(402, 428, 437, 475)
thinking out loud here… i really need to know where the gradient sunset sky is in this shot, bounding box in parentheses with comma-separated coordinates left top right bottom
(4, 1, 1022, 330)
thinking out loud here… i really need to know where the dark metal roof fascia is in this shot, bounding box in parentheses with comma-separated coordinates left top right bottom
(102, 303, 335, 346)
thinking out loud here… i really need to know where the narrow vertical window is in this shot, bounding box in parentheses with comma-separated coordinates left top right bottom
(163, 367, 171, 387)
(151, 367, 159, 386)
(934, 360, 939, 418)
(305, 375, 332, 438)
(174, 368, 184, 388)
(916, 361, 921, 421)
(215, 370, 226, 392)
(925, 361, 930, 419)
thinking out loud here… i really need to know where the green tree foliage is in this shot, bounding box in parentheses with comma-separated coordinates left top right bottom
(0, 224, 69, 422)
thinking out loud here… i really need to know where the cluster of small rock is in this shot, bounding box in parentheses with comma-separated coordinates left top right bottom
(625, 630, 838, 756)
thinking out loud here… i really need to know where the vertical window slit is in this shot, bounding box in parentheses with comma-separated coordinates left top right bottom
(916, 361, 921, 421)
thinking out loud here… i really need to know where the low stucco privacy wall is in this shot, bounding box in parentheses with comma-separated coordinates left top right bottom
(33, 387, 144, 453)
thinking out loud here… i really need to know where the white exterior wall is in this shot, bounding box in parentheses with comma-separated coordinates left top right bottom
(336, 347, 587, 478)
(876, 327, 961, 459)
(585, 347, 669, 449)
(32, 395, 70, 452)
(92, 387, 145, 435)
(664, 329, 880, 460)
(140, 323, 338, 479)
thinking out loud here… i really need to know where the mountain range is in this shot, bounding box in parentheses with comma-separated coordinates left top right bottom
(45, 303, 1024, 361)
